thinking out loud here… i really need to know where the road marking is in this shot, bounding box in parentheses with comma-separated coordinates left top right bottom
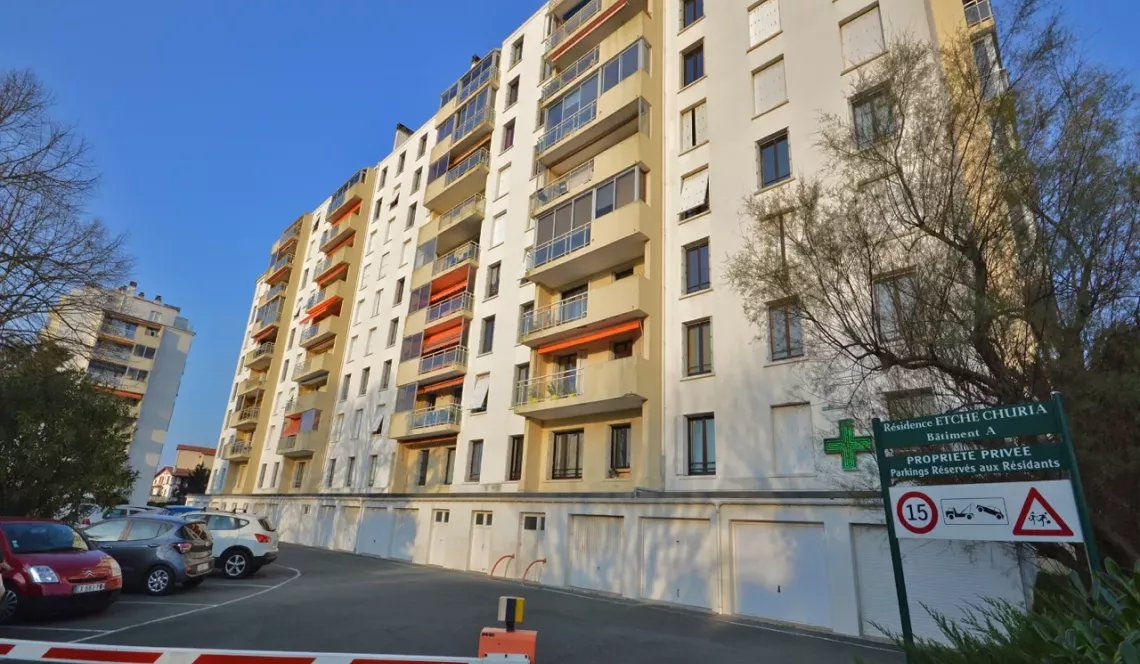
(721, 619, 898, 653)
(70, 566, 302, 644)
(116, 601, 217, 607)
(212, 583, 275, 588)
(0, 626, 110, 634)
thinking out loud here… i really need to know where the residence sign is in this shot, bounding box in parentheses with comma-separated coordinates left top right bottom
(877, 401, 1056, 448)
(883, 443, 1067, 480)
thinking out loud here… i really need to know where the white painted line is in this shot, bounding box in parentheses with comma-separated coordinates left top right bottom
(0, 625, 109, 634)
(211, 582, 275, 588)
(720, 619, 898, 653)
(70, 565, 302, 644)
(116, 601, 217, 607)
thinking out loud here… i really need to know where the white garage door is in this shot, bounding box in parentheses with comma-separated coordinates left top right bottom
(333, 506, 361, 551)
(356, 507, 392, 557)
(391, 508, 418, 561)
(640, 518, 715, 609)
(852, 525, 1025, 641)
(428, 510, 450, 566)
(732, 521, 831, 628)
(568, 515, 624, 594)
(315, 506, 335, 548)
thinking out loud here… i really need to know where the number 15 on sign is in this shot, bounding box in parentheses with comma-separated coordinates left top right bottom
(896, 491, 938, 535)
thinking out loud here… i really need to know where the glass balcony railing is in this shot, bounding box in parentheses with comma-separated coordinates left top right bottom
(451, 106, 495, 146)
(278, 225, 299, 246)
(100, 322, 135, 339)
(542, 46, 600, 101)
(432, 241, 479, 276)
(519, 292, 588, 337)
(528, 223, 591, 271)
(265, 253, 294, 278)
(263, 283, 286, 302)
(964, 0, 992, 25)
(546, 0, 602, 53)
(411, 404, 462, 430)
(419, 345, 468, 375)
(87, 370, 126, 387)
(513, 367, 583, 405)
(443, 149, 491, 186)
(255, 309, 281, 328)
(426, 291, 474, 323)
(299, 323, 323, 343)
(537, 101, 597, 154)
(438, 194, 486, 232)
(224, 440, 252, 459)
(235, 406, 260, 423)
(249, 342, 275, 360)
(531, 161, 594, 212)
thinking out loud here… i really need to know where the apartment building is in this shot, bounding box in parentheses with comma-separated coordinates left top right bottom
(47, 282, 194, 504)
(206, 0, 1024, 641)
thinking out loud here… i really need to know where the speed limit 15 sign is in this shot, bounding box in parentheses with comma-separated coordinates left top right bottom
(894, 490, 939, 535)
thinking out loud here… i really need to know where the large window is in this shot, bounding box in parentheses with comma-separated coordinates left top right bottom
(679, 169, 709, 220)
(853, 90, 894, 148)
(416, 450, 429, 486)
(682, 43, 704, 86)
(443, 447, 455, 485)
(874, 272, 917, 341)
(325, 458, 337, 488)
(684, 319, 713, 376)
(610, 424, 631, 473)
(753, 58, 787, 115)
(768, 300, 803, 360)
(467, 440, 483, 482)
(507, 435, 524, 481)
(532, 167, 644, 269)
(685, 241, 711, 294)
(680, 101, 708, 152)
(758, 132, 791, 187)
(400, 332, 422, 361)
(749, 0, 781, 47)
(682, 0, 703, 28)
(840, 6, 885, 69)
(486, 262, 501, 298)
(380, 360, 392, 389)
(551, 430, 583, 480)
(687, 414, 716, 475)
(480, 316, 496, 354)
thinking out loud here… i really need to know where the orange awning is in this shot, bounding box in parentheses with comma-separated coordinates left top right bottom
(430, 280, 469, 304)
(283, 417, 302, 434)
(538, 320, 641, 355)
(329, 200, 362, 224)
(316, 262, 347, 286)
(253, 325, 277, 342)
(324, 229, 356, 255)
(423, 331, 462, 354)
(404, 435, 459, 447)
(300, 297, 341, 324)
(417, 376, 465, 395)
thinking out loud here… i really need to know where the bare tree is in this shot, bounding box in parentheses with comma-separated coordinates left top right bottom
(0, 69, 131, 345)
(725, 3, 1140, 570)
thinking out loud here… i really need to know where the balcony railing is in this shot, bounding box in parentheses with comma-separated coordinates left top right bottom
(537, 100, 597, 154)
(262, 283, 286, 302)
(87, 370, 127, 387)
(278, 225, 299, 246)
(100, 322, 135, 339)
(527, 222, 591, 271)
(432, 241, 479, 276)
(411, 404, 462, 431)
(427, 291, 475, 323)
(238, 374, 267, 393)
(266, 253, 294, 275)
(299, 323, 323, 343)
(519, 293, 588, 337)
(546, 0, 602, 53)
(92, 346, 133, 364)
(531, 161, 594, 212)
(224, 440, 252, 459)
(235, 406, 260, 422)
(438, 194, 486, 232)
(444, 149, 491, 186)
(542, 46, 600, 100)
(513, 367, 583, 405)
(249, 342, 275, 361)
(451, 106, 495, 146)
(255, 309, 281, 328)
(419, 345, 468, 375)
(963, 0, 992, 25)
(441, 63, 500, 109)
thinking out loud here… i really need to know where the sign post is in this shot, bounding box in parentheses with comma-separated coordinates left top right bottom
(872, 417, 916, 650)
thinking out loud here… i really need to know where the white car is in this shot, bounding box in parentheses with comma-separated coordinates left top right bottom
(182, 511, 278, 579)
(83, 505, 158, 526)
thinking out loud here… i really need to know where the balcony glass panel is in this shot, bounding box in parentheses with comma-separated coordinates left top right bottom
(419, 345, 468, 374)
(963, 0, 992, 25)
(528, 167, 642, 271)
(446, 149, 491, 185)
(531, 161, 594, 212)
(411, 404, 462, 430)
(542, 47, 600, 101)
(519, 292, 588, 336)
(438, 194, 486, 231)
(432, 241, 479, 276)
(427, 291, 474, 323)
(440, 52, 500, 108)
(514, 367, 583, 404)
(546, 0, 602, 53)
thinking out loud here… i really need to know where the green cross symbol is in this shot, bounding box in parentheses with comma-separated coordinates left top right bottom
(824, 419, 873, 471)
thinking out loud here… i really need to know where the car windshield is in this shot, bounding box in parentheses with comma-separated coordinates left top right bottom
(1, 522, 90, 553)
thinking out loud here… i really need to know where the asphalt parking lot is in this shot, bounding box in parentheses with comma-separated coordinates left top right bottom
(0, 544, 903, 664)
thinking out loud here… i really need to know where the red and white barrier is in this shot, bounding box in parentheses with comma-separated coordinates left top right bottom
(0, 640, 530, 664)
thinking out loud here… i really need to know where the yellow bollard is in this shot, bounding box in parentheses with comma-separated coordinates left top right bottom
(478, 596, 537, 663)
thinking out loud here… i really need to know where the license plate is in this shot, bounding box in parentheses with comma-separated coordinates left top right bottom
(72, 582, 105, 594)
(196, 563, 211, 572)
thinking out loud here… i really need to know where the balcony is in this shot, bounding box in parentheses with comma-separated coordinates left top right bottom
(236, 374, 268, 398)
(284, 391, 330, 417)
(319, 211, 363, 254)
(438, 52, 500, 121)
(244, 342, 276, 370)
(545, 0, 641, 66)
(222, 440, 252, 462)
(424, 149, 491, 213)
(537, 72, 651, 174)
(293, 352, 335, 385)
(305, 281, 347, 322)
(314, 245, 351, 286)
(326, 171, 369, 224)
(964, 0, 992, 26)
(299, 316, 339, 350)
(412, 240, 479, 290)
(396, 345, 469, 386)
(229, 406, 261, 431)
(390, 404, 463, 441)
(259, 283, 287, 308)
(264, 254, 294, 286)
(252, 309, 282, 340)
(426, 291, 475, 328)
(431, 106, 496, 164)
(526, 200, 650, 289)
(98, 321, 137, 344)
(434, 194, 485, 254)
(520, 275, 650, 347)
(541, 46, 600, 102)
(87, 371, 148, 396)
(277, 429, 323, 458)
(532, 161, 594, 214)
(273, 224, 300, 254)
(512, 356, 647, 421)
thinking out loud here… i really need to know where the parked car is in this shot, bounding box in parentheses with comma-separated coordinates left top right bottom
(82, 505, 158, 527)
(181, 512, 278, 579)
(0, 518, 123, 623)
(158, 506, 199, 516)
(82, 515, 213, 596)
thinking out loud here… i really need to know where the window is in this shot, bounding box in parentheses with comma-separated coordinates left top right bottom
(257, 463, 267, 488)
(470, 373, 490, 413)
(372, 405, 384, 435)
(502, 119, 516, 151)
(292, 462, 306, 488)
(367, 455, 378, 486)
(384, 219, 394, 243)
(279, 361, 288, 381)
(512, 363, 530, 405)
(749, 0, 781, 47)
(874, 272, 917, 341)
(608, 424, 631, 475)
(351, 409, 363, 439)
(270, 462, 280, 487)
(145, 327, 159, 337)
(380, 252, 390, 278)
(387, 318, 400, 347)
(687, 414, 716, 475)
(124, 520, 172, 541)
(433, 509, 450, 523)
(340, 374, 352, 401)
(345, 456, 356, 487)
(418, 134, 428, 159)
(491, 212, 507, 248)
(467, 440, 483, 482)
(682, 43, 704, 86)
(511, 37, 524, 66)
(394, 278, 405, 305)
(396, 152, 406, 174)
(768, 300, 804, 360)
(486, 262, 501, 298)
(480, 316, 496, 354)
(444, 447, 455, 485)
(853, 90, 894, 148)
(359, 367, 370, 395)
(885, 389, 936, 420)
(365, 328, 377, 355)
(518, 302, 534, 341)
(372, 290, 384, 316)
(840, 6, 885, 69)
(406, 203, 417, 229)
(551, 430, 583, 479)
(614, 267, 634, 280)
(400, 332, 422, 362)
(411, 168, 422, 192)
(682, 0, 703, 27)
(507, 435, 523, 481)
(612, 340, 633, 359)
(684, 318, 713, 376)
(523, 515, 546, 531)
(679, 169, 709, 219)
(758, 132, 791, 187)
(496, 164, 511, 199)
(325, 458, 337, 488)
(506, 77, 520, 108)
(416, 450, 429, 486)
(349, 335, 358, 356)
(753, 58, 787, 115)
(680, 101, 708, 151)
(685, 241, 711, 293)
(972, 34, 1006, 99)
(400, 240, 413, 269)
(381, 360, 392, 389)
(379, 167, 387, 187)
(148, 311, 161, 322)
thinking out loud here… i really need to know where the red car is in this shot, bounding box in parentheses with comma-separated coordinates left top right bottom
(0, 517, 122, 623)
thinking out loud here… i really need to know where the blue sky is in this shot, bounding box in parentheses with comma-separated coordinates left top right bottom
(0, 1, 1135, 463)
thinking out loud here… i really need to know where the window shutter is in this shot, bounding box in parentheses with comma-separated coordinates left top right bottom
(749, 0, 781, 47)
(467, 374, 491, 410)
(491, 214, 507, 247)
(693, 102, 708, 145)
(752, 59, 787, 114)
(681, 108, 695, 151)
(679, 170, 710, 214)
(841, 7, 885, 68)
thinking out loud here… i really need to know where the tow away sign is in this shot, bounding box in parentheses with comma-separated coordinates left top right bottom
(888, 480, 1083, 542)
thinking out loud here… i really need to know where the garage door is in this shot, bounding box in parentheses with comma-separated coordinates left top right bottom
(568, 515, 623, 594)
(640, 518, 715, 609)
(356, 507, 392, 557)
(732, 521, 831, 628)
(391, 508, 418, 561)
(333, 506, 361, 551)
(852, 525, 1025, 641)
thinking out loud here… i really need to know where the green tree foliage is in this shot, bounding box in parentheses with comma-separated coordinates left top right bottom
(0, 341, 136, 520)
(183, 464, 210, 496)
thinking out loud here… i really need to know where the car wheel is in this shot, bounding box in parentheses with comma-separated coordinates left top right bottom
(145, 566, 174, 596)
(0, 587, 19, 624)
(183, 577, 205, 588)
(221, 550, 252, 579)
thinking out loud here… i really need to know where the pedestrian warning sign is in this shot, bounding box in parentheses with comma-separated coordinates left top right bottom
(1012, 487, 1074, 537)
